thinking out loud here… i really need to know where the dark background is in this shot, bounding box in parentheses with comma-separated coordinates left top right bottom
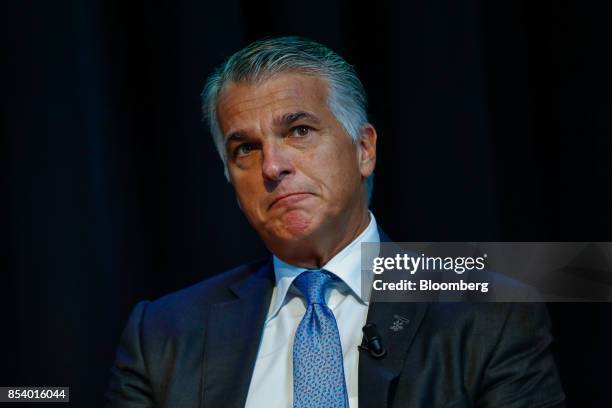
(3, 0, 611, 406)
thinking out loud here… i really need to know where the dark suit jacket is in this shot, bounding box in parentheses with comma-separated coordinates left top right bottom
(105, 245, 566, 407)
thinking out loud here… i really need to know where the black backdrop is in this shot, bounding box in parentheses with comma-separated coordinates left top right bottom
(3, 0, 612, 406)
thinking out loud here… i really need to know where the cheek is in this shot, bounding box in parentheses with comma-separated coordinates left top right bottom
(232, 177, 264, 216)
(329, 141, 361, 178)
(311, 147, 361, 198)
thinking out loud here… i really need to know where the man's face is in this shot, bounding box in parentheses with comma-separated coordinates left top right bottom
(216, 73, 375, 248)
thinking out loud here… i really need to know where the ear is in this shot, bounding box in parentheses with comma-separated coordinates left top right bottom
(357, 124, 377, 178)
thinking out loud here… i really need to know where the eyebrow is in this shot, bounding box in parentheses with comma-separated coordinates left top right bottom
(224, 111, 321, 148)
(275, 111, 321, 127)
(225, 131, 245, 148)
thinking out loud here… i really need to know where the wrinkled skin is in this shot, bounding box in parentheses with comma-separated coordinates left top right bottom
(217, 73, 377, 268)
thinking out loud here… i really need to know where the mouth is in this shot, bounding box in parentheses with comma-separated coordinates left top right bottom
(268, 192, 312, 210)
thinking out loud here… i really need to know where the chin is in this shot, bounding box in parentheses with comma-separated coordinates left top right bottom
(269, 210, 320, 242)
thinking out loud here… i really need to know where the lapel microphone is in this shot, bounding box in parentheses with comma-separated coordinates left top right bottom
(359, 323, 387, 358)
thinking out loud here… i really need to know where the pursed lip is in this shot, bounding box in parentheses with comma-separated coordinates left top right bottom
(268, 192, 312, 210)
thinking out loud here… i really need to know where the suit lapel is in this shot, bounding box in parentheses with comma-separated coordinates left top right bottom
(358, 227, 429, 408)
(201, 261, 274, 408)
(358, 301, 428, 408)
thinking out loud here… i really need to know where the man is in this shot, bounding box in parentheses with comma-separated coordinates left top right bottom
(106, 37, 565, 407)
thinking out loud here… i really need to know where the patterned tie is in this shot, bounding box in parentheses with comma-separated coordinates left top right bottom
(292, 269, 349, 408)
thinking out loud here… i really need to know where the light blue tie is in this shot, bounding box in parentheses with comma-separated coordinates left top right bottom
(292, 269, 349, 408)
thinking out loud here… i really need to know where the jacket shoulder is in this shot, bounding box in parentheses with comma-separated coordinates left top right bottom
(141, 258, 270, 334)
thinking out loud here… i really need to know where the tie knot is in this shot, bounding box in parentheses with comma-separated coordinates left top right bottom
(293, 269, 333, 305)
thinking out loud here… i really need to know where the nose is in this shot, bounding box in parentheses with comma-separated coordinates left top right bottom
(261, 142, 294, 185)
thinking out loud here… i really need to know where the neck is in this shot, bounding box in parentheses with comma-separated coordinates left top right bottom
(272, 206, 370, 269)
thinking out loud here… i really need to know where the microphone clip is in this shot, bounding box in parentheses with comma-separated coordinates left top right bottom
(359, 323, 387, 359)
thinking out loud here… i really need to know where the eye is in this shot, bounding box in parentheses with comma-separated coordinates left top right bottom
(291, 125, 312, 137)
(235, 143, 256, 157)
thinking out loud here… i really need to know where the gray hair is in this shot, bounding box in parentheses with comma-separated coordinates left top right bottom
(201, 36, 374, 204)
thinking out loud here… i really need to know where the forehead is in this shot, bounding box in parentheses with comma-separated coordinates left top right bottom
(216, 73, 330, 132)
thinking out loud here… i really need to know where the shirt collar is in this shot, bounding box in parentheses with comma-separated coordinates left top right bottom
(268, 211, 380, 322)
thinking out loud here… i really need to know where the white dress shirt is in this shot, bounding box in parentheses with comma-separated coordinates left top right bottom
(245, 212, 380, 408)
